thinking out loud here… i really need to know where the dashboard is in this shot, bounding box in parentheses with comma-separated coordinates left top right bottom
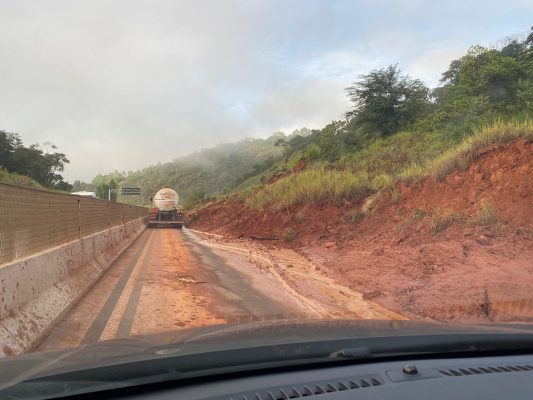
(85, 353, 533, 399)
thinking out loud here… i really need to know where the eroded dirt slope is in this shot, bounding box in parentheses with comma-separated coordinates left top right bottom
(188, 140, 533, 323)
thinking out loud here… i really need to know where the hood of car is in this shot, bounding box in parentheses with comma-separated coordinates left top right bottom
(2, 319, 533, 387)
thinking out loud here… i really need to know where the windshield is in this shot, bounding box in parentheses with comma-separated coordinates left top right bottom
(0, 0, 532, 388)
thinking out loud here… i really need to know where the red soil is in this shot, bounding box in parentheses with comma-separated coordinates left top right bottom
(266, 158, 308, 184)
(188, 140, 533, 323)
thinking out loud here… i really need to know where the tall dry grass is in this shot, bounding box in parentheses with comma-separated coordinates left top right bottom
(245, 119, 532, 210)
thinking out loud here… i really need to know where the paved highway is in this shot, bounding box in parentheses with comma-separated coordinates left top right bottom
(36, 228, 305, 352)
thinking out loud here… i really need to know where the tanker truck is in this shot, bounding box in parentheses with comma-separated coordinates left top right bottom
(148, 188, 184, 228)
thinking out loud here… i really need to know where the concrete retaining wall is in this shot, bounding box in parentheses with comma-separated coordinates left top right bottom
(0, 218, 146, 356)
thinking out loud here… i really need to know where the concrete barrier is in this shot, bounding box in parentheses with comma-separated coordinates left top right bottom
(0, 218, 146, 357)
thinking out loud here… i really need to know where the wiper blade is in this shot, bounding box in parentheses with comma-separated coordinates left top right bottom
(330, 333, 533, 359)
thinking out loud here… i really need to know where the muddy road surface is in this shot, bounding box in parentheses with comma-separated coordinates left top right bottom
(37, 228, 404, 352)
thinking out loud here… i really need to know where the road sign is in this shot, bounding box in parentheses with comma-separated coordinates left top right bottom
(122, 187, 141, 195)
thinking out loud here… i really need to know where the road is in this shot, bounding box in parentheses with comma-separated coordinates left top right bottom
(37, 227, 405, 352)
(36, 228, 307, 352)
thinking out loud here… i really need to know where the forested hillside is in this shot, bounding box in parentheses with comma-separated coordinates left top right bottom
(81, 131, 305, 206)
(227, 28, 533, 210)
(85, 28, 532, 209)
(188, 28, 533, 324)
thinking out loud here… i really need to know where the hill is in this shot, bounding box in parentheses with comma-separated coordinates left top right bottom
(84, 131, 302, 207)
(184, 27, 533, 323)
(88, 27, 532, 212)
(188, 125, 533, 323)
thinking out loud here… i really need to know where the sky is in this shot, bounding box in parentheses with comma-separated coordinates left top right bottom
(0, 0, 531, 182)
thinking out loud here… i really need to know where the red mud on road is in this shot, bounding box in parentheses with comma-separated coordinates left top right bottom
(188, 140, 533, 324)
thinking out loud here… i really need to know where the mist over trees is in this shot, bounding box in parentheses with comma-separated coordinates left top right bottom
(85, 133, 287, 207)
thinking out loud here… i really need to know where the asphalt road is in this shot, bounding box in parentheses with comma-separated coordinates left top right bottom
(36, 228, 304, 352)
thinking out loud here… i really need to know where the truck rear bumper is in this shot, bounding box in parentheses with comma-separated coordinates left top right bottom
(148, 220, 183, 228)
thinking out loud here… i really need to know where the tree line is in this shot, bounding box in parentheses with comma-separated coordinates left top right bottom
(275, 27, 533, 163)
(0, 131, 71, 190)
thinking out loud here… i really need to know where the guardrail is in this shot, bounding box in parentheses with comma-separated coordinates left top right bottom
(0, 183, 147, 265)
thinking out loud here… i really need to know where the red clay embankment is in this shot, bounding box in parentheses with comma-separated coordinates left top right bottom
(188, 140, 533, 323)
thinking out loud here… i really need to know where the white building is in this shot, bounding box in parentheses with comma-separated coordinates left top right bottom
(71, 191, 97, 198)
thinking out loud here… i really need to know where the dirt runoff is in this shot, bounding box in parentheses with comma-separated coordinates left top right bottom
(188, 229, 406, 321)
(188, 140, 533, 324)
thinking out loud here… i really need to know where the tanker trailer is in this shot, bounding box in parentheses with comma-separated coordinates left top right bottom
(148, 188, 184, 228)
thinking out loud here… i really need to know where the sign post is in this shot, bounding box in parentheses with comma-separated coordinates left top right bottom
(107, 187, 141, 201)
(108, 188, 120, 201)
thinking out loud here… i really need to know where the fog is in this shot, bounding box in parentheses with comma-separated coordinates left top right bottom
(0, 0, 531, 181)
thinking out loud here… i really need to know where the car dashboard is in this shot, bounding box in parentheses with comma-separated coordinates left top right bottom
(78, 353, 533, 399)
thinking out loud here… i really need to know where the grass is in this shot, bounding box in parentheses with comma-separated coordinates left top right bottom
(281, 228, 298, 242)
(340, 130, 456, 176)
(429, 207, 453, 233)
(428, 207, 470, 233)
(398, 163, 427, 184)
(294, 210, 308, 224)
(418, 201, 498, 233)
(427, 119, 533, 181)
(246, 166, 372, 210)
(241, 119, 532, 210)
(475, 200, 499, 225)
(0, 168, 45, 190)
(345, 208, 365, 223)
(410, 209, 427, 222)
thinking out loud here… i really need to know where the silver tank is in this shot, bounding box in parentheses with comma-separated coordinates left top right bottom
(152, 188, 179, 211)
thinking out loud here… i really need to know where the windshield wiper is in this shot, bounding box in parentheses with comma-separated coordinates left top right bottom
(328, 333, 533, 360)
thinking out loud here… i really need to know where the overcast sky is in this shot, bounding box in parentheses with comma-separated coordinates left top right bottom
(0, 0, 531, 182)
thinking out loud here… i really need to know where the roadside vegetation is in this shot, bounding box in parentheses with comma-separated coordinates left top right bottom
(0, 168, 45, 190)
(243, 28, 533, 210)
(246, 120, 532, 210)
(0, 131, 71, 190)
(38, 27, 531, 208)
(427, 120, 533, 181)
(475, 200, 500, 226)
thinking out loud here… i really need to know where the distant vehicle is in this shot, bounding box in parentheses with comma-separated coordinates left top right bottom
(148, 188, 184, 228)
(70, 191, 97, 198)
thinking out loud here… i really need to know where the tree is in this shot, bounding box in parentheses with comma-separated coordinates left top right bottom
(95, 179, 118, 201)
(345, 65, 430, 137)
(72, 180, 93, 192)
(0, 131, 70, 188)
(435, 45, 525, 121)
(0, 131, 22, 170)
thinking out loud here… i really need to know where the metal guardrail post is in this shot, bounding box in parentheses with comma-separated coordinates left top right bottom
(77, 199, 81, 240)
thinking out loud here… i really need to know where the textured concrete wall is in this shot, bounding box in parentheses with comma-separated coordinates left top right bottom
(0, 182, 147, 265)
(0, 218, 146, 357)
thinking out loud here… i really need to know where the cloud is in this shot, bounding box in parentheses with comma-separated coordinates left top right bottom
(0, 0, 530, 181)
